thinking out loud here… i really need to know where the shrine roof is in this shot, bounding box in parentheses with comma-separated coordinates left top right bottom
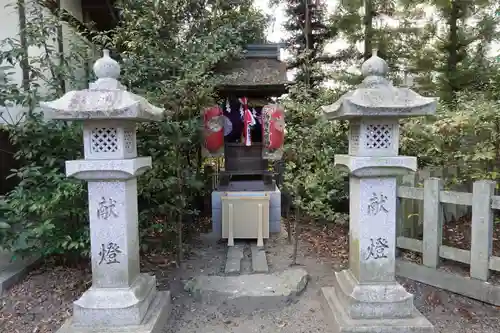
(215, 43, 289, 97)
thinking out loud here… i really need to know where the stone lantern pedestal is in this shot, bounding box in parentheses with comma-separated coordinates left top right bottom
(320, 52, 437, 333)
(41, 50, 171, 333)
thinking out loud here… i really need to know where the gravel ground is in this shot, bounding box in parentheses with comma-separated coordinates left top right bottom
(1, 222, 499, 333)
(157, 225, 500, 333)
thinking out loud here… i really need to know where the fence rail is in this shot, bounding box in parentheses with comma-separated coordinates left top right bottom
(397, 168, 477, 239)
(396, 177, 500, 305)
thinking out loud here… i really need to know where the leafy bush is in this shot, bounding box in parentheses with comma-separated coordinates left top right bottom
(401, 91, 500, 185)
(0, 1, 90, 257)
(0, 113, 87, 258)
(0, 0, 268, 259)
(281, 84, 349, 223)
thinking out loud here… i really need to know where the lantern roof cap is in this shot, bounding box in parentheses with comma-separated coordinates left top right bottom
(41, 49, 165, 122)
(322, 50, 437, 120)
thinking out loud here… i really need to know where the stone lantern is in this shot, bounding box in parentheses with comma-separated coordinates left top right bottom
(320, 51, 437, 333)
(40, 50, 170, 333)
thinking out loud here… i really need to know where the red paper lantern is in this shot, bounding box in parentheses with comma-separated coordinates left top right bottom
(203, 105, 224, 153)
(262, 104, 285, 150)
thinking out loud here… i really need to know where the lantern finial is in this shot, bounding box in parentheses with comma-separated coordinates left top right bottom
(93, 49, 120, 80)
(361, 49, 388, 78)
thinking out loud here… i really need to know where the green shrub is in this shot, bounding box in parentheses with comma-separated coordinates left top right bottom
(281, 84, 349, 223)
(0, 0, 268, 259)
(0, 114, 87, 257)
(401, 91, 500, 185)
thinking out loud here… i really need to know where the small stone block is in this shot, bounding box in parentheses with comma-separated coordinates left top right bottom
(269, 188, 281, 208)
(270, 219, 281, 233)
(270, 205, 281, 222)
(251, 245, 268, 273)
(184, 268, 309, 313)
(55, 290, 171, 333)
(212, 209, 221, 236)
(211, 191, 222, 210)
(320, 287, 434, 333)
(225, 245, 244, 275)
(0, 254, 40, 296)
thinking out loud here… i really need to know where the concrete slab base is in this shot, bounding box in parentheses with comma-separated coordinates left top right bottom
(223, 241, 269, 275)
(250, 245, 268, 273)
(225, 244, 244, 275)
(320, 287, 434, 333)
(55, 290, 171, 333)
(184, 268, 308, 312)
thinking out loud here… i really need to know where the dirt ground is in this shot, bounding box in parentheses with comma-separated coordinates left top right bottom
(1, 222, 500, 333)
(0, 263, 92, 333)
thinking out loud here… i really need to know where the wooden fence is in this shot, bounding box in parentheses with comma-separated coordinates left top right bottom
(396, 177, 500, 305)
(398, 168, 472, 238)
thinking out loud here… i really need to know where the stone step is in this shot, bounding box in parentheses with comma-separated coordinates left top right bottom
(250, 245, 268, 273)
(240, 243, 252, 274)
(224, 244, 244, 275)
(0, 252, 40, 296)
(184, 268, 309, 313)
(224, 241, 269, 275)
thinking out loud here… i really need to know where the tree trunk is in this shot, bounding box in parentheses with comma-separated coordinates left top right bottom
(287, 220, 293, 244)
(291, 206, 300, 266)
(175, 109, 184, 264)
(176, 211, 183, 264)
(446, 0, 460, 105)
(304, 0, 312, 88)
(364, 0, 373, 60)
(286, 203, 292, 244)
(176, 165, 183, 264)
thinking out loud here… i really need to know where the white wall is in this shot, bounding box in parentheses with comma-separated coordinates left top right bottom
(61, 0, 83, 20)
(60, 0, 97, 91)
(0, 0, 23, 124)
(0, 0, 93, 125)
(0, 0, 22, 85)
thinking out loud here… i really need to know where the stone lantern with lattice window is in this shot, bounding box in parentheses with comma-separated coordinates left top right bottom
(324, 51, 436, 163)
(40, 50, 170, 333)
(320, 51, 438, 333)
(42, 50, 163, 164)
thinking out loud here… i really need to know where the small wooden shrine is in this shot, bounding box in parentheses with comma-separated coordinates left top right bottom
(205, 43, 288, 246)
(203, 44, 287, 189)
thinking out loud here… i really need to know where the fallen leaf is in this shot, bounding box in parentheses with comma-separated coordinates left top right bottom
(426, 291, 442, 307)
(454, 307, 474, 321)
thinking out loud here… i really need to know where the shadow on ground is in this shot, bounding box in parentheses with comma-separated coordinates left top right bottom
(1, 223, 499, 333)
